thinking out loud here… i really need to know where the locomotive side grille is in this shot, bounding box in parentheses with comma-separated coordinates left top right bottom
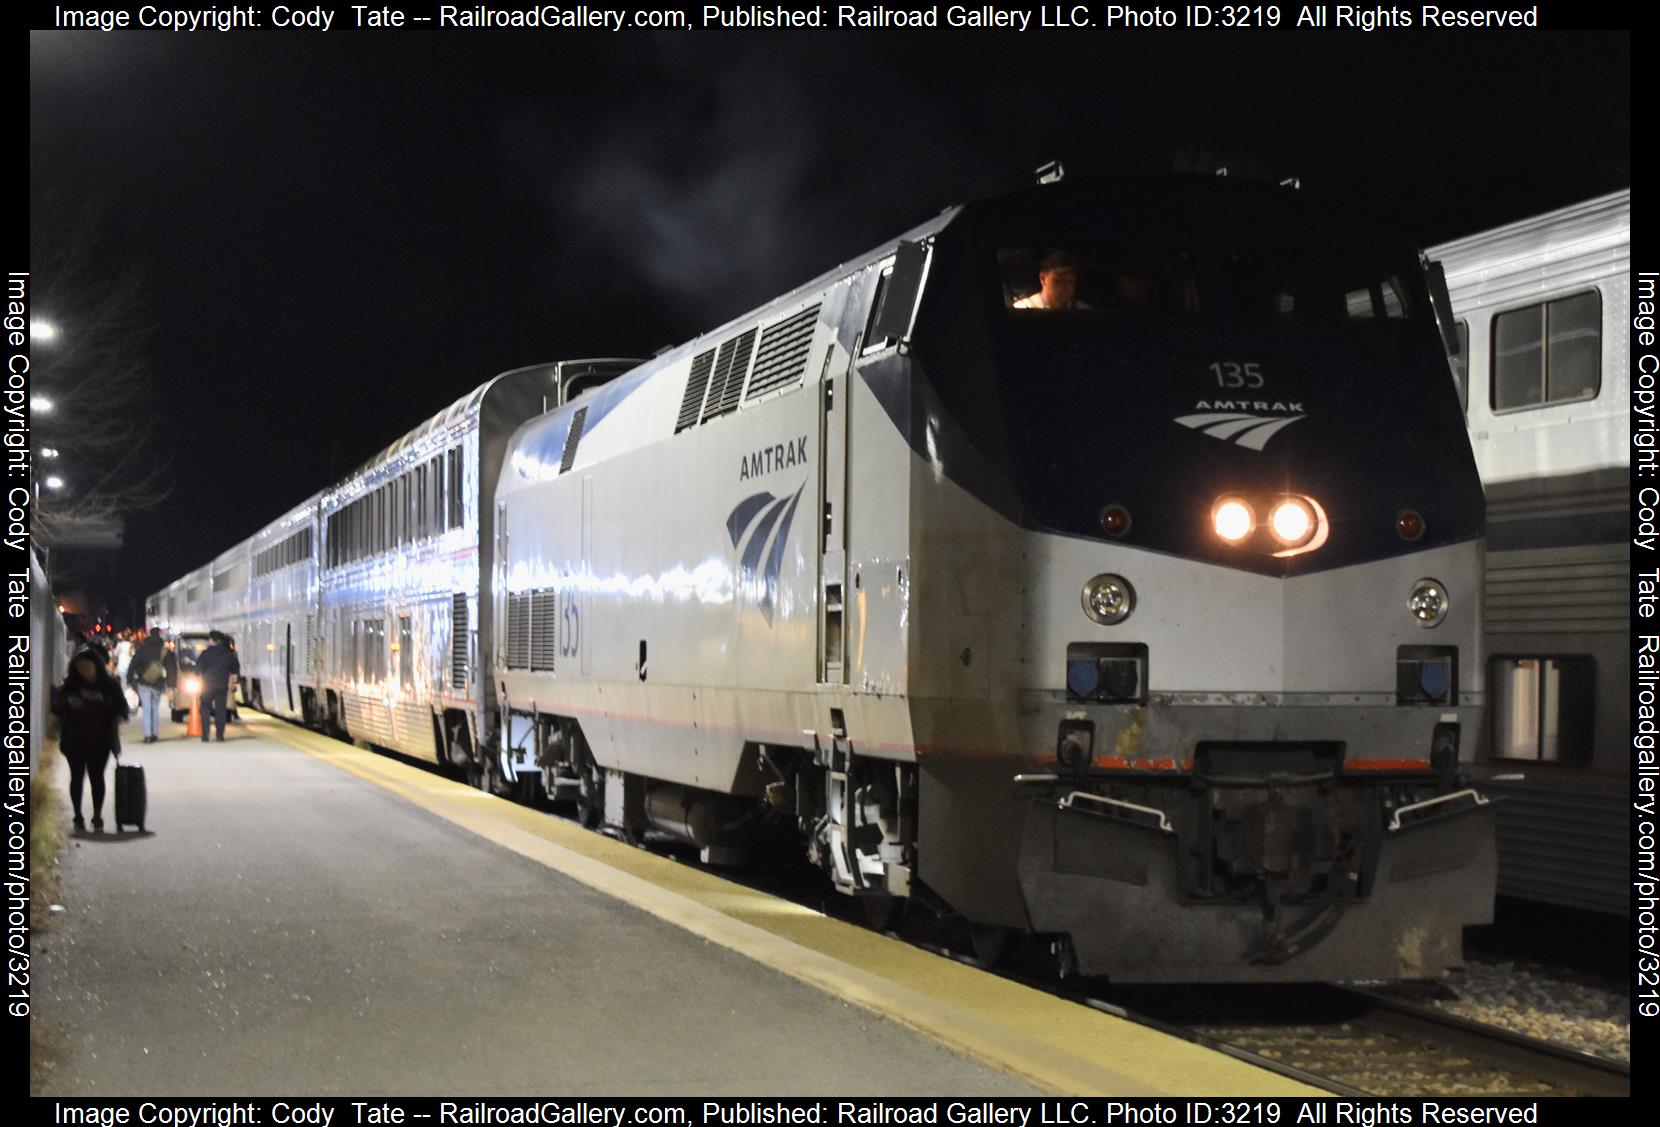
(703, 327, 758, 422)
(531, 591, 558, 672)
(560, 406, 588, 474)
(451, 593, 468, 689)
(506, 593, 531, 669)
(675, 349, 716, 433)
(746, 305, 820, 400)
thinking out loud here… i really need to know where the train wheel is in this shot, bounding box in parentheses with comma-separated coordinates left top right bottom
(574, 760, 604, 828)
(967, 922, 1014, 966)
(862, 893, 907, 933)
(480, 747, 513, 798)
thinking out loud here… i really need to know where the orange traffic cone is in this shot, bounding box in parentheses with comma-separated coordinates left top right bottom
(186, 695, 203, 738)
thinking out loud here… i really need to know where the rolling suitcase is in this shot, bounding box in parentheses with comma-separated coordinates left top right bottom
(114, 762, 147, 833)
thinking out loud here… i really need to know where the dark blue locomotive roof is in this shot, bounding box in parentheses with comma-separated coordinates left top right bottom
(876, 175, 1485, 577)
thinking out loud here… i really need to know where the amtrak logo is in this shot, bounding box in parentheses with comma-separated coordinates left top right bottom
(1175, 409, 1307, 451)
(726, 482, 806, 627)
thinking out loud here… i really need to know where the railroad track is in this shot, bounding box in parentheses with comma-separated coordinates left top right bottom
(893, 935, 1629, 1097)
(1076, 982, 1629, 1098)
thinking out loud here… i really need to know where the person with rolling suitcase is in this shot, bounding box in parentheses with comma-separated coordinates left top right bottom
(51, 652, 129, 833)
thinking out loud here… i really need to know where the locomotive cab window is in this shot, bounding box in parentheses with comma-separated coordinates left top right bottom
(999, 247, 1199, 317)
(862, 241, 928, 353)
(1229, 253, 1415, 323)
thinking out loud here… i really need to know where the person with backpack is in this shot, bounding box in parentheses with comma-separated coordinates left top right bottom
(194, 631, 240, 742)
(126, 627, 178, 744)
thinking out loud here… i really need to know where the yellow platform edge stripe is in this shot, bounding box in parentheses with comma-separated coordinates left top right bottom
(248, 713, 1317, 1097)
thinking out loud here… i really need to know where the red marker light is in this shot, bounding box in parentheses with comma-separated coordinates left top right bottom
(1397, 510, 1425, 541)
(1099, 504, 1132, 537)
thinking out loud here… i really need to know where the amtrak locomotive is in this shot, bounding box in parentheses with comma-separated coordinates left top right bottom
(154, 176, 1496, 982)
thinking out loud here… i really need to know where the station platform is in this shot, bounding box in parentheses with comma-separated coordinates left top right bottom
(33, 711, 1316, 1097)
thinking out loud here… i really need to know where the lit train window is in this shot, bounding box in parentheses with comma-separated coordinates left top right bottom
(1488, 656, 1593, 765)
(998, 248, 1199, 317)
(1490, 291, 1601, 412)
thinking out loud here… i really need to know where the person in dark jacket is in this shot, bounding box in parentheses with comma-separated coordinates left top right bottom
(52, 653, 130, 832)
(126, 627, 178, 743)
(194, 631, 240, 742)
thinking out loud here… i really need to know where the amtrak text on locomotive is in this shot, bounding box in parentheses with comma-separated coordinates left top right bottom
(739, 436, 809, 481)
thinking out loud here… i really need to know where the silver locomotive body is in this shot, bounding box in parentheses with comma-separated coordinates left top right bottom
(494, 177, 1497, 981)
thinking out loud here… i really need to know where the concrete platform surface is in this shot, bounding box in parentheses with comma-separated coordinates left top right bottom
(33, 712, 1314, 1098)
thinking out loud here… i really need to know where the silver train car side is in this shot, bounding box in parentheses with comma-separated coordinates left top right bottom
(490, 176, 1497, 982)
(1430, 190, 1631, 916)
(149, 361, 637, 761)
(233, 495, 321, 723)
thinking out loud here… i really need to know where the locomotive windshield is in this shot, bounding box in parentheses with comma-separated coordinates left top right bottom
(999, 247, 1199, 316)
(1228, 251, 1417, 323)
(999, 246, 1418, 323)
(928, 226, 1479, 575)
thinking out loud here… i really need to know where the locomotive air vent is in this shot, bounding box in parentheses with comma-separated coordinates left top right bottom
(675, 348, 716, 433)
(506, 593, 532, 670)
(703, 327, 759, 422)
(531, 591, 558, 672)
(559, 406, 587, 474)
(746, 305, 821, 401)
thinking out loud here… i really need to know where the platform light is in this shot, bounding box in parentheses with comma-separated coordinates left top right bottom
(35, 397, 55, 415)
(44, 475, 65, 490)
(41, 447, 59, 459)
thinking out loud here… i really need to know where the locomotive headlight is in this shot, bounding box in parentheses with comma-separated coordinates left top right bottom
(1081, 574, 1135, 625)
(1212, 498, 1255, 543)
(1268, 497, 1315, 546)
(1408, 579, 1449, 628)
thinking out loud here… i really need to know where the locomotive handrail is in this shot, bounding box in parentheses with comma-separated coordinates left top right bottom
(1387, 787, 1489, 832)
(1058, 791, 1173, 834)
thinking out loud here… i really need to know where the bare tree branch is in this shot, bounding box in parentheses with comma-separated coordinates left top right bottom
(30, 196, 174, 540)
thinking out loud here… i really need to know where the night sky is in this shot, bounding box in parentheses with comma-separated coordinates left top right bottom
(27, 16, 1630, 619)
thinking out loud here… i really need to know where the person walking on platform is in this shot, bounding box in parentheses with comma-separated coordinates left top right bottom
(223, 634, 242, 723)
(52, 652, 130, 833)
(113, 630, 138, 710)
(127, 627, 177, 744)
(195, 631, 240, 742)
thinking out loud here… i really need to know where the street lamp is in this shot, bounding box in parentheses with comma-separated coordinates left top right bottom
(34, 396, 55, 414)
(44, 475, 65, 490)
(40, 447, 59, 458)
(33, 320, 58, 343)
